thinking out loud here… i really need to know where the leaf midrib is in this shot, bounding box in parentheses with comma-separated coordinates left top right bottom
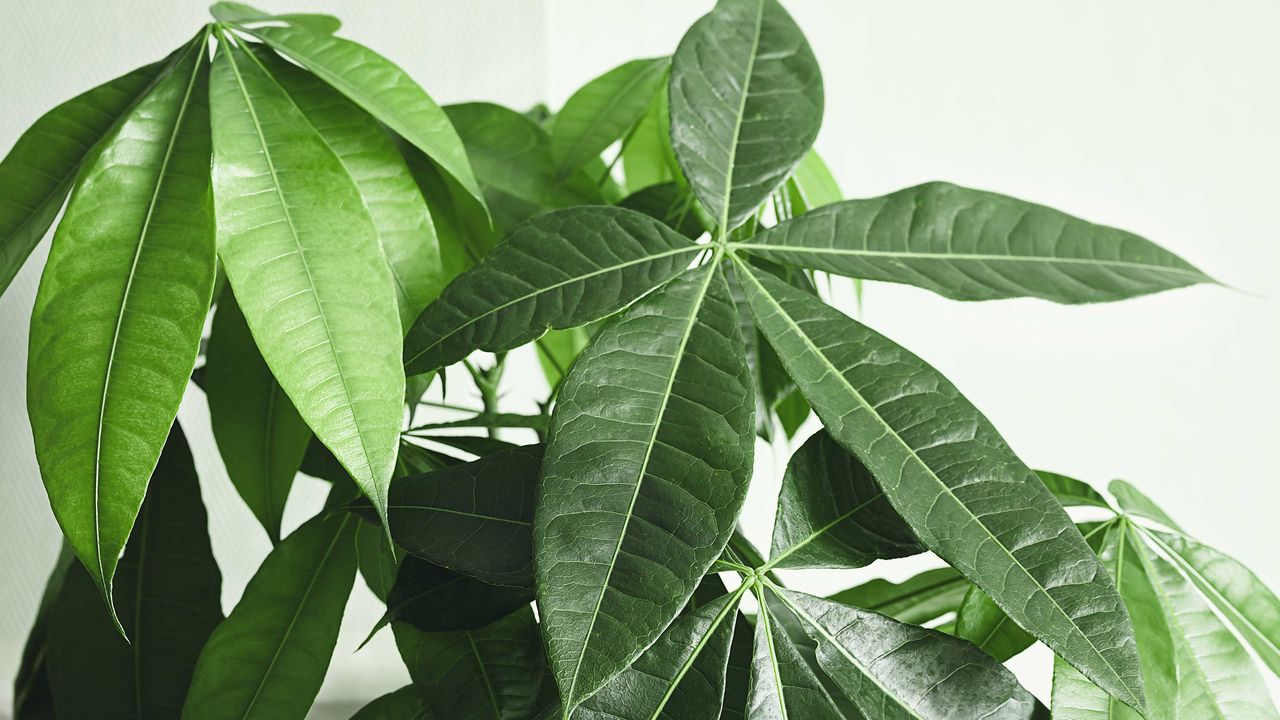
(715, 0, 765, 233)
(647, 589, 746, 720)
(736, 259, 1140, 706)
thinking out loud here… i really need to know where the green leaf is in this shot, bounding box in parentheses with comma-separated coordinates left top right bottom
(1037, 471, 1113, 511)
(669, 0, 823, 231)
(183, 512, 358, 719)
(248, 24, 484, 210)
(384, 445, 539, 586)
(746, 594, 844, 718)
(403, 206, 699, 374)
(349, 686, 427, 720)
(1109, 479, 1184, 532)
(210, 40, 405, 529)
(1131, 526, 1278, 720)
(47, 423, 222, 719)
(383, 556, 533, 633)
(534, 263, 755, 710)
(1149, 530, 1280, 677)
(954, 586, 1036, 662)
(734, 182, 1213, 303)
(13, 545, 74, 719)
(576, 592, 742, 719)
(395, 607, 544, 720)
(735, 262, 1146, 712)
(406, 412, 548, 433)
(621, 87, 677, 192)
(772, 586, 1041, 719)
(827, 567, 970, 626)
(785, 150, 841, 213)
(206, 287, 309, 544)
(27, 35, 215, 616)
(618, 182, 706, 239)
(398, 137, 497, 280)
(536, 326, 593, 390)
(252, 46, 446, 328)
(767, 429, 921, 570)
(209, 3, 341, 33)
(356, 518, 399, 604)
(552, 57, 669, 180)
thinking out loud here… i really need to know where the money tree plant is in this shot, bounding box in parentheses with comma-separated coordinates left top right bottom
(5, 1, 1277, 718)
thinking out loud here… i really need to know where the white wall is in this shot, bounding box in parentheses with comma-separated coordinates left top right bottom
(3, 0, 1278, 714)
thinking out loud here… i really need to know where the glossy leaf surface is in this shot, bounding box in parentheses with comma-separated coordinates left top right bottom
(28, 38, 215, 606)
(1037, 471, 1112, 510)
(404, 206, 699, 374)
(768, 429, 921, 570)
(735, 182, 1212, 303)
(670, 0, 823, 231)
(737, 263, 1145, 712)
(746, 595, 844, 718)
(210, 41, 404, 526)
(535, 264, 754, 710)
(210, 3, 341, 33)
(551, 57, 668, 180)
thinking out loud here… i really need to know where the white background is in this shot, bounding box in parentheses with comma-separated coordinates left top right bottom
(2, 0, 1277, 715)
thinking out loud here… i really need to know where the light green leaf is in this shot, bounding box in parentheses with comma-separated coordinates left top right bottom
(1109, 479, 1184, 532)
(827, 567, 969, 626)
(206, 287, 310, 544)
(403, 206, 699, 374)
(785, 150, 841, 213)
(47, 424, 222, 719)
(621, 87, 677, 192)
(552, 57, 668, 180)
(248, 24, 485, 210)
(735, 262, 1146, 712)
(210, 40, 405, 528)
(534, 263, 755, 711)
(746, 594, 844, 718)
(734, 182, 1212, 303)
(767, 430, 921, 570)
(0, 57, 168, 295)
(350, 686, 427, 720)
(28, 36, 215, 616)
(669, 0, 823, 231)
(183, 511, 357, 719)
(254, 46, 446, 328)
(209, 2, 341, 33)
(1150, 529, 1280, 677)
(773, 586, 1040, 719)
(1037, 471, 1113, 511)
(954, 586, 1036, 662)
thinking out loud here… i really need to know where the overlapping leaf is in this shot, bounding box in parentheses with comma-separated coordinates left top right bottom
(736, 262, 1146, 711)
(534, 263, 755, 711)
(827, 567, 970, 626)
(27, 35, 215, 611)
(746, 594, 845, 718)
(381, 556, 533, 634)
(954, 586, 1036, 662)
(210, 2, 341, 33)
(735, 182, 1212, 303)
(551, 57, 668, 180)
(350, 686, 427, 720)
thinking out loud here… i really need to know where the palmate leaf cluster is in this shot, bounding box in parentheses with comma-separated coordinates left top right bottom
(2, 1, 1276, 719)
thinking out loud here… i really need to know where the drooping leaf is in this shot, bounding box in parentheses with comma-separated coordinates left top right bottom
(382, 556, 533, 634)
(0, 56, 168, 295)
(403, 206, 699, 374)
(1149, 529, 1280, 678)
(552, 57, 669, 180)
(1109, 479, 1184, 532)
(27, 35, 215, 613)
(382, 445, 539, 586)
(534, 263, 755, 710)
(669, 0, 823, 231)
(618, 182, 706, 239)
(773, 586, 1041, 719)
(247, 24, 484, 209)
(210, 40, 404, 528)
(395, 607, 545, 720)
(398, 137, 497, 280)
(253, 46, 446, 328)
(206, 286, 309, 544)
(827, 567, 970, 626)
(954, 586, 1036, 662)
(576, 592, 741, 719)
(349, 685, 427, 720)
(767, 429, 921, 570)
(734, 182, 1213, 303)
(1037, 471, 1113, 510)
(47, 423, 222, 719)
(209, 2, 341, 33)
(736, 263, 1146, 712)
(746, 594, 845, 718)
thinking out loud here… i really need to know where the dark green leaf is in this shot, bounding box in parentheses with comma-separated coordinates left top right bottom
(47, 423, 222, 719)
(552, 57, 668, 180)
(210, 40, 404, 528)
(746, 594, 844, 718)
(12, 545, 73, 719)
(767, 429, 921, 570)
(618, 182, 706, 239)
(735, 182, 1213, 303)
(1037, 471, 1113, 511)
(206, 287, 309, 544)
(413, 434, 520, 458)
(182, 512, 358, 719)
(249, 24, 484, 209)
(827, 567, 969, 626)
(398, 137, 497, 280)
(386, 445, 539, 586)
(356, 519, 399, 604)
(28, 36, 215, 615)
(669, 0, 823, 231)
(535, 326, 593, 390)
(406, 412, 548, 433)
(403, 206, 699, 374)
(384, 556, 533, 633)
(736, 263, 1146, 712)
(209, 3, 341, 33)
(1109, 479, 1184, 532)
(534, 263, 755, 710)
(0, 57, 166, 294)
(955, 586, 1036, 662)
(349, 685, 427, 720)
